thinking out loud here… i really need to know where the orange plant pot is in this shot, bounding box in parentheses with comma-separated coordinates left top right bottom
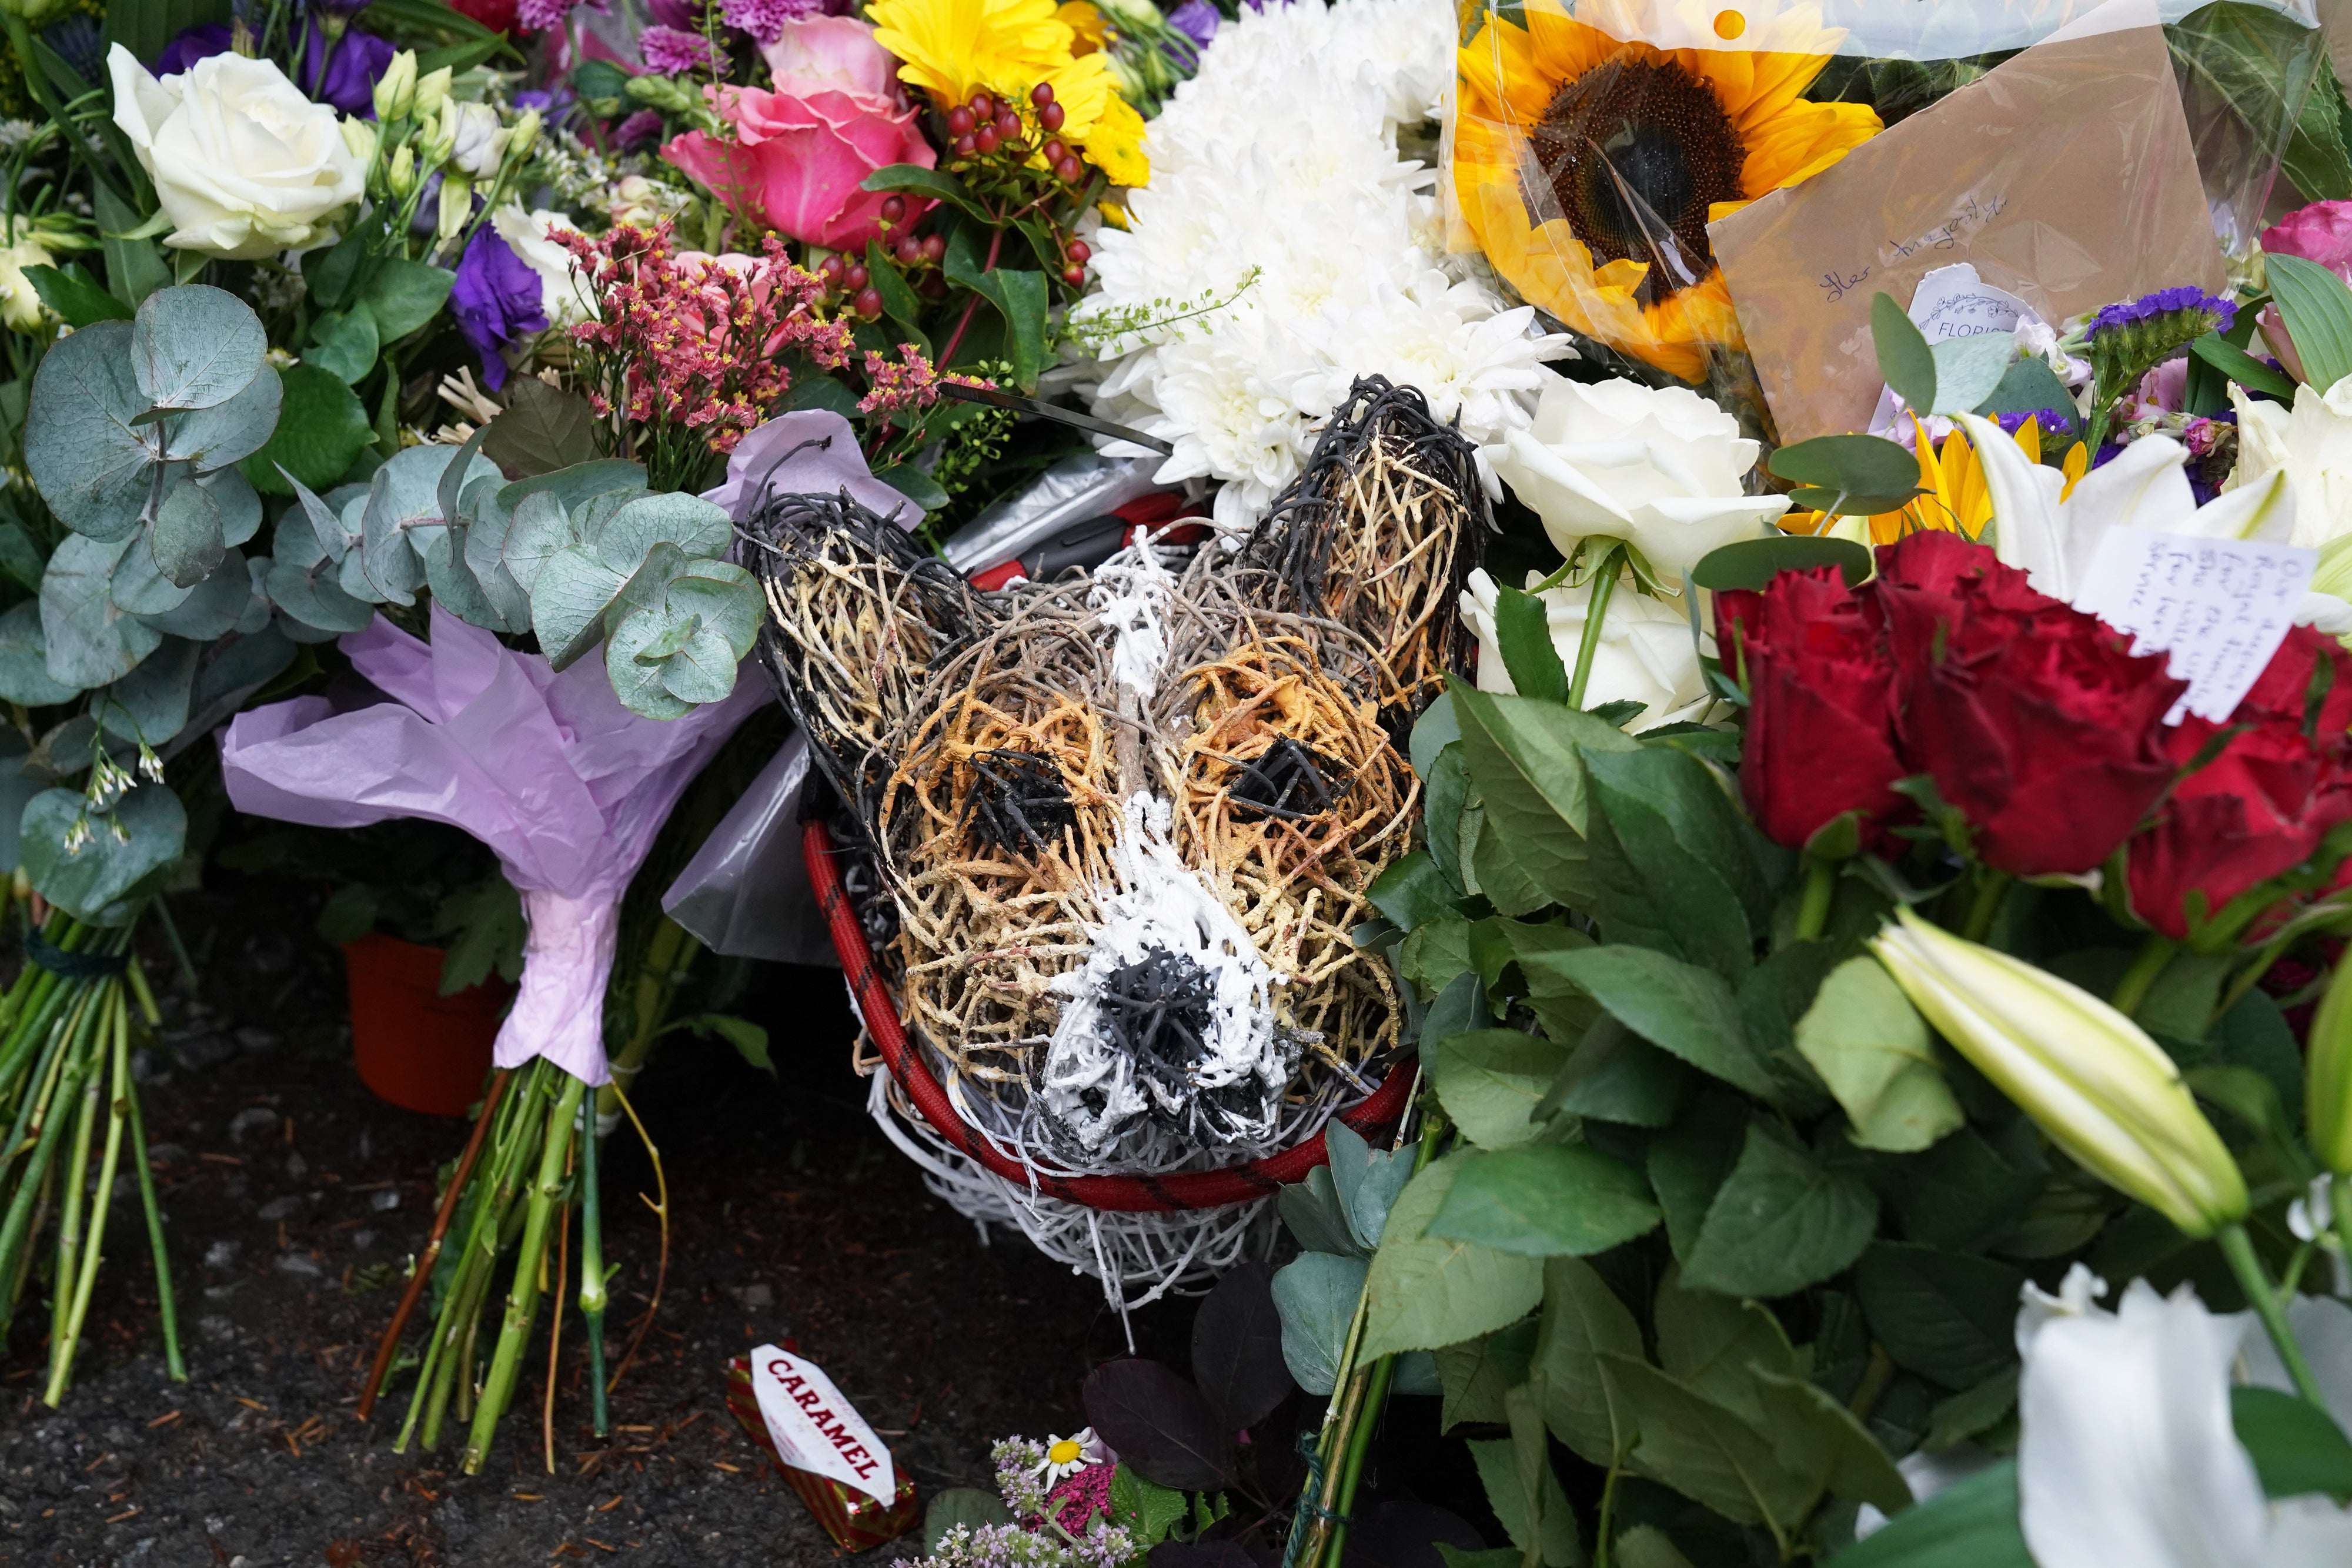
(342, 932, 510, 1118)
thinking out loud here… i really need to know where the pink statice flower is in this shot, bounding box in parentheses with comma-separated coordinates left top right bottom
(857, 343, 993, 416)
(1043, 1462, 1117, 1534)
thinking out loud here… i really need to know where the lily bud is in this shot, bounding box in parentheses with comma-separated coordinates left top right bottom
(373, 49, 417, 122)
(412, 66, 454, 122)
(339, 117, 379, 168)
(507, 109, 542, 166)
(386, 144, 415, 199)
(2308, 955, 2352, 1176)
(1868, 907, 2248, 1237)
(421, 99, 458, 168)
(437, 176, 472, 242)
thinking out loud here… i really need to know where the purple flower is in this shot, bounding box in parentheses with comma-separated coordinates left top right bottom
(1994, 407, 2074, 437)
(639, 24, 719, 72)
(1168, 0, 1219, 48)
(517, 0, 583, 31)
(2088, 285, 2237, 340)
(305, 22, 396, 115)
(153, 22, 232, 75)
(721, 0, 820, 44)
(614, 108, 666, 149)
(450, 227, 550, 392)
(646, 0, 703, 26)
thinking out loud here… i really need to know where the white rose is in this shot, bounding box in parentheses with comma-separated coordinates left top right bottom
(490, 205, 590, 327)
(2228, 379, 2352, 549)
(1485, 371, 1790, 582)
(108, 45, 365, 261)
(0, 230, 52, 332)
(1458, 566, 1712, 731)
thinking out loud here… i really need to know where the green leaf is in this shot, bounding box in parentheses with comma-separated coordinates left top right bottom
(315, 883, 377, 946)
(1976, 355, 2082, 434)
(93, 182, 169, 312)
(1653, 1268, 1795, 1423)
(96, 635, 198, 745)
(25, 263, 132, 327)
(1579, 747, 1768, 977)
(2269, 252, 2352, 394)
(1495, 586, 1569, 703)
(2287, 55, 2352, 202)
(1431, 1028, 1569, 1149)
(2232, 1385, 2352, 1499)
(1277, 1165, 1361, 1259)
(0, 523, 42, 594)
(1765, 434, 1921, 515)
(1872, 292, 1937, 411)
(303, 225, 371, 313)
(2190, 331, 2299, 400)
(483, 377, 600, 477)
(945, 255, 1050, 390)
(1597, 1353, 1808, 1529)
(42, 534, 161, 688)
(432, 875, 524, 993)
(1370, 849, 1461, 932)
(20, 782, 186, 923)
(1434, 1319, 1537, 1430)
(1527, 947, 1776, 1101)
(871, 462, 948, 512)
(1428, 1144, 1661, 1256)
(149, 477, 225, 589)
(243, 366, 373, 495)
(697, 1014, 773, 1073)
(1752, 1368, 1913, 1513)
(25, 320, 152, 543)
(1926, 334, 2013, 416)
(1361, 1151, 1544, 1358)
(1412, 689, 1461, 777)
(861, 164, 991, 223)
(922, 1487, 1014, 1553)
(1796, 957, 1964, 1153)
(132, 285, 265, 413)
(362, 260, 457, 345)
(1106, 1466, 1190, 1545)
(1682, 1123, 1876, 1298)
(1532, 1255, 1643, 1467)
(0, 603, 76, 706)
(1545, 1017, 1688, 1128)
(1471, 1390, 1581, 1568)
(1924, 1367, 2018, 1453)
(1854, 1241, 2025, 1390)
(1612, 1527, 1697, 1568)
(1425, 741, 1472, 891)
(1270, 1251, 1368, 1395)
(863, 242, 931, 347)
(1827, 1460, 2030, 1568)
(1451, 687, 1639, 915)
(1689, 534, 1874, 593)
(306, 305, 380, 386)
(105, 0, 234, 66)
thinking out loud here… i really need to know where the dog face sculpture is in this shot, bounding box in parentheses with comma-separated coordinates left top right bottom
(750, 380, 1483, 1175)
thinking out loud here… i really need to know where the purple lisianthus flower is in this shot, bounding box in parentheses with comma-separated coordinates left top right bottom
(450, 227, 549, 392)
(153, 22, 232, 76)
(614, 108, 665, 149)
(1168, 1, 1218, 49)
(305, 22, 396, 115)
(639, 24, 719, 72)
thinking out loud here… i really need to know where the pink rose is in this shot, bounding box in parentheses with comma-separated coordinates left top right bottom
(663, 79, 933, 253)
(2256, 200, 2352, 385)
(761, 15, 900, 100)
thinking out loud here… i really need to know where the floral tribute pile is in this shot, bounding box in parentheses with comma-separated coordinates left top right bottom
(0, 1, 2351, 1566)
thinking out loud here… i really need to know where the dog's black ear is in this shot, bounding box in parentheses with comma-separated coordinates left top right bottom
(1242, 376, 1488, 714)
(744, 490, 990, 821)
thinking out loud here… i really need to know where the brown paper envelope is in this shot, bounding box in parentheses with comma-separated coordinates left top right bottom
(1708, 23, 2224, 443)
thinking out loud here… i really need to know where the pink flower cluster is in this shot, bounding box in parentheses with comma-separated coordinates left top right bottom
(857, 343, 993, 416)
(1042, 1463, 1116, 1534)
(557, 220, 856, 456)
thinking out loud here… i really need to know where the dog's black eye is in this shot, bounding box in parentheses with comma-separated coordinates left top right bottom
(960, 748, 1075, 854)
(1227, 737, 1350, 823)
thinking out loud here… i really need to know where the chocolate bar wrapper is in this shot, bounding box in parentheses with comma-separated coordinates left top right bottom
(724, 1355, 920, 1551)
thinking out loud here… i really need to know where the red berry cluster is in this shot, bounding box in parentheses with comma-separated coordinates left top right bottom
(814, 252, 883, 321)
(944, 83, 1090, 186)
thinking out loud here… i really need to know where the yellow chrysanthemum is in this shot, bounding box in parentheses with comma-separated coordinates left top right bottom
(1784, 416, 2089, 543)
(869, 0, 1150, 186)
(1455, 0, 1881, 382)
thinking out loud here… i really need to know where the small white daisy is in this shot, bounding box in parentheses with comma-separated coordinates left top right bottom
(1033, 1427, 1113, 1485)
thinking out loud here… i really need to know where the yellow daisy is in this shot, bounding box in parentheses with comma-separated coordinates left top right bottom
(1783, 416, 2090, 544)
(870, 0, 1150, 186)
(1455, 0, 1880, 382)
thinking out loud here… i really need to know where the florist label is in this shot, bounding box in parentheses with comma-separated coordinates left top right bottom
(748, 1345, 897, 1504)
(1708, 5, 2223, 442)
(2073, 533, 2316, 725)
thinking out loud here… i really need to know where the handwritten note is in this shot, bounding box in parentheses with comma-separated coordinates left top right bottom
(750, 1345, 898, 1503)
(1820, 199, 2016, 305)
(2071, 531, 2316, 724)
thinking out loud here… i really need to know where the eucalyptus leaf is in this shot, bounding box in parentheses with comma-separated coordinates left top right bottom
(0, 601, 79, 706)
(1927, 333, 2013, 416)
(1872, 292, 1937, 411)
(142, 549, 256, 640)
(131, 283, 266, 412)
(96, 636, 199, 745)
(19, 781, 186, 922)
(358, 444, 457, 604)
(161, 363, 282, 473)
(42, 534, 160, 689)
(532, 544, 627, 670)
(594, 490, 733, 570)
(24, 320, 152, 542)
(203, 466, 262, 547)
(1270, 1251, 1369, 1395)
(149, 476, 226, 587)
(108, 535, 194, 616)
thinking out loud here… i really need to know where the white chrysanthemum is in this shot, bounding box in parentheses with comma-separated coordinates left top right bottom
(1076, 0, 1570, 530)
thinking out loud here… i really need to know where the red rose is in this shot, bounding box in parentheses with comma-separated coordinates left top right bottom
(1872, 532, 2184, 877)
(2124, 626, 2352, 941)
(1715, 566, 1909, 851)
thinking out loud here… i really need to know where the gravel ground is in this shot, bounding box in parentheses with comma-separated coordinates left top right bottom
(0, 871, 1125, 1567)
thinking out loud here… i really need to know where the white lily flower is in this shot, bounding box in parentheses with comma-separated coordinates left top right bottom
(1951, 413, 2317, 613)
(2016, 1264, 2352, 1568)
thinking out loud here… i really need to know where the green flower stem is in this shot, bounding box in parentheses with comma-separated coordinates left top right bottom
(48, 987, 129, 1407)
(46, 1012, 105, 1365)
(1565, 547, 1625, 711)
(597, 918, 694, 1126)
(2112, 935, 2177, 1020)
(579, 1104, 610, 1439)
(0, 985, 97, 1338)
(1793, 857, 1837, 944)
(462, 1069, 587, 1474)
(2219, 1222, 2328, 1410)
(1960, 870, 2010, 943)
(124, 1049, 183, 1383)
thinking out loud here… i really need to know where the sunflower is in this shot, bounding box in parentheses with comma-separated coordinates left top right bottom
(1783, 416, 2090, 544)
(869, 0, 1150, 187)
(1455, 0, 1881, 382)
